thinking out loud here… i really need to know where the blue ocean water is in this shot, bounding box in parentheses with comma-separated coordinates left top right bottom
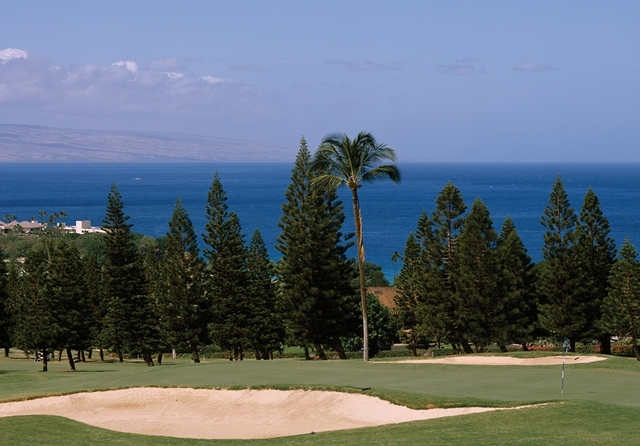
(2, 162, 640, 280)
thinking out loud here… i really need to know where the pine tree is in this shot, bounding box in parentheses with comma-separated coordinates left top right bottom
(100, 183, 160, 366)
(49, 239, 90, 370)
(431, 181, 467, 266)
(601, 239, 640, 361)
(246, 229, 284, 359)
(203, 173, 250, 360)
(538, 176, 583, 351)
(276, 138, 359, 359)
(159, 198, 209, 363)
(11, 246, 63, 371)
(575, 188, 616, 353)
(455, 198, 501, 352)
(496, 217, 537, 351)
(5, 259, 21, 357)
(143, 243, 168, 363)
(0, 246, 11, 357)
(83, 252, 104, 360)
(418, 182, 470, 352)
(394, 233, 428, 356)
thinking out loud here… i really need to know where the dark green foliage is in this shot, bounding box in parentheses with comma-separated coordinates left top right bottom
(203, 173, 250, 360)
(75, 233, 107, 263)
(537, 176, 584, 351)
(394, 233, 429, 355)
(277, 138, 359, 359)
(310, 131, 400, 362)
(159, 199, 209, 363)
(363, 262, 390, 287)
(455, 198, 501, 352)
(246, 229, 285, 359)
(496, 217, 537, 349)
(5, 260, 21, 350)
(431, 181, 467, 265)
(418, 183, 470, 352)
(342, 292, 399, 357)
(10, 245, 63, 371)
(142, 243, 168, 361)
(575, 188, 616, 350)
(601, 239, 640, 360)
(0, 246, 11, 355)
(82, 252, 104, 355)
(49, 240, 90, 369)
(0, 232, 152, 265)
(540, 176, 577, 259)
(100, 183, 160, 365)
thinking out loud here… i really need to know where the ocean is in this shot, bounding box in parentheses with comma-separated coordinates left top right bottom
(2, 162, 640, 280)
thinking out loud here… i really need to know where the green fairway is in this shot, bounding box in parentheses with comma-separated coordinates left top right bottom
(1, 353, 639, 444)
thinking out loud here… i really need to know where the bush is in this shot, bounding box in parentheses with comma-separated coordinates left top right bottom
(611, 344, 635, 357)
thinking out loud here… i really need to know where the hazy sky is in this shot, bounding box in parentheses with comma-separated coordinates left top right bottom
(1, 1, 638, 162)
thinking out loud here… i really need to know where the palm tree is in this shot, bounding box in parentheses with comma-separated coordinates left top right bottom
(310, 132, 400, 361)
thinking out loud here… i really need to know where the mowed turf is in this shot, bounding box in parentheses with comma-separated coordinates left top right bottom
(1, 354, 639, 445)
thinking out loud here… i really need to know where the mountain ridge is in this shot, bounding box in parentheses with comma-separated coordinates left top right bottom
(0, 124, 297, 162)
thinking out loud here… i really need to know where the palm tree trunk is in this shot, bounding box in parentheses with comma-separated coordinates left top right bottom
(351, 188, 369, 361)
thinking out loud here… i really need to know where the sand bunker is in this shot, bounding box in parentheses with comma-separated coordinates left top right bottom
(395, 355, 606, 366)
(0, 387, 520, 439)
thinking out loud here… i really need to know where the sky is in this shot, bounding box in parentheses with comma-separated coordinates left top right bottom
(0, 1, 639, 162)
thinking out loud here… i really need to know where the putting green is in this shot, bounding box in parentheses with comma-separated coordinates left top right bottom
(0, 354, 638, 408)
(0, 354, 639, 444)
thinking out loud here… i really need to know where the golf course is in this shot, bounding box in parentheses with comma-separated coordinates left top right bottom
(1, 351, 639, 445)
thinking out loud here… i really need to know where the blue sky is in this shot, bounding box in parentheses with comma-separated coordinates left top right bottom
(1, 1, 638, 162)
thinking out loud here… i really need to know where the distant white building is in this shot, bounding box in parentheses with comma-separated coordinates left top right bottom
(64, 220, 105, 234)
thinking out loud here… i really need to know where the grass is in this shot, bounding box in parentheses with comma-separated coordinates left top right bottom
(1, 352, 639, 444)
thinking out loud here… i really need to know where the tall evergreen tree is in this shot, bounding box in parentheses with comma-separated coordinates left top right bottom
(11, 246, 62, 371)
(160, 198, 209, 363)
(418, 182, 471, 352)
(455, 198, 502, 352)
(277, 138, 359, 359)
(394, 233, 428, 356)
(537, 176, 583, 351)
(496, 217, 537, 350)
(49, 239, 90, 370)
(100, 183, 159, 366)
(412, 212, 450, 348)
(83, 252, 104, 360)
(5, 259, 21, 357)
(601, 239, 640, 361)
(575, 188, 616, 353)
(246, 229, 284, 359)
(0, 246, 11, 357)
(143, 244, 168, 363)
(203, 173, 250, 360)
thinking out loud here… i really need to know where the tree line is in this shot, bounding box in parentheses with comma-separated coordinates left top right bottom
(2, 134, 639, 367)
(0, 137, 399, 371)
(394, 177, 640, 360)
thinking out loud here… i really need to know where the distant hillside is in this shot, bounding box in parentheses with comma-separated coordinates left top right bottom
(0, 124, 297, 162)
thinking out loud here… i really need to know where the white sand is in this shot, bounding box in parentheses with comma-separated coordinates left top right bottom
(395, 355, 606, 366)
(0, 388, 523, 439)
